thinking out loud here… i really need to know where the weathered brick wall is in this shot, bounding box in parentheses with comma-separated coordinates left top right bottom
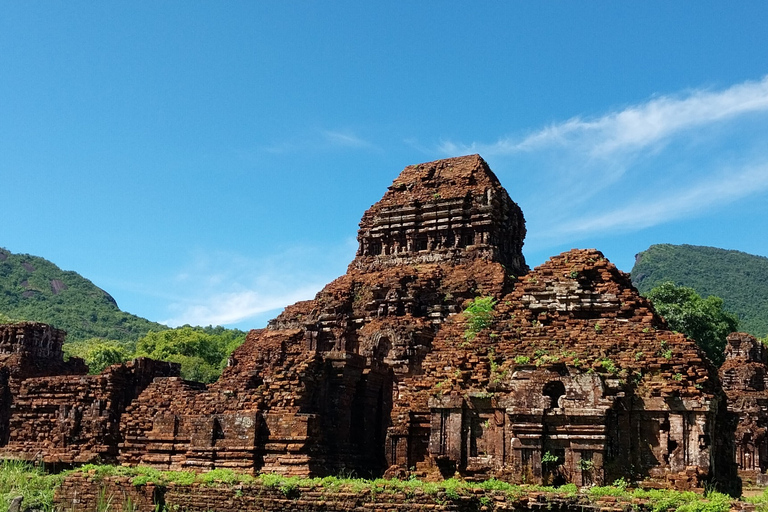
(53, 474, 640, 512)
(0, 358, 178, 463)
(388, 249, 726, 489)
(119, 376, 264, 473)
(0, 322, 87, 449)
(54, 473, 158, 512)
(0, 322, 87, 389)
(721, 333, 768, 485)
(0, 156, 740, 493)
(354, 154, 527, 275)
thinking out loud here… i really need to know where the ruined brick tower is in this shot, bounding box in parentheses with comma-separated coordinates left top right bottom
(354, 154, 527, 275)
(0, 155, 738, 492)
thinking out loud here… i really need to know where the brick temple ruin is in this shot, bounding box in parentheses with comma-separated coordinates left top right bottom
(0, 154, 759, 493)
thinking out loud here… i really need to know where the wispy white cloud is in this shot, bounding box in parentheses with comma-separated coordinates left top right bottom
(322, 130, 377, 149)
(160, 241, 356, 328)
(163, 286, 323, 327)
(440, 75, 768, 158)
(551, 163, 768, 236)
(438, 76, 768, 248)
(262, 129, 379, 154)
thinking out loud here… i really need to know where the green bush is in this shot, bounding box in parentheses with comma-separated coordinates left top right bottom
(0, 460, 64, 511)
(463, 296, 497, 340)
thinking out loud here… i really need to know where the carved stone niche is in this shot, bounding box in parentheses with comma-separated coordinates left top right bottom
(426, 395, 508, 479)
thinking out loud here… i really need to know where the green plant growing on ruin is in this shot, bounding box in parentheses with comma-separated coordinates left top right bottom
(462, 296, 497, 340)
(594, 323, 603, 333)
(577, 458, 595, 471)
(492, 369, 508, 384)
(0, 459, 65, 511)
(635, 351, 644, 361)
(599, 358, 619, 375)
(514, 355, 531, 365)
(673, 373, 683, 381)
(535, 354, 560, 368)
(569, 269, 579, 279)
(658, 340, 673, 359)
(541, 451, 560, 466)
(122, 496, 137, 512)
(96, 487, 114, 512)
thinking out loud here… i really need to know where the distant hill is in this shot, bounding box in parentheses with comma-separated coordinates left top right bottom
(631, 244, 768, 337)
(0, 247, 166, 343)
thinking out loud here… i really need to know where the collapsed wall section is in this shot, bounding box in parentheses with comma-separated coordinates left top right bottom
(0, 358, 178, 464)
(0, 322, 88, 447)
(720, 332, 768, 485)
(0, 322, 87, 388)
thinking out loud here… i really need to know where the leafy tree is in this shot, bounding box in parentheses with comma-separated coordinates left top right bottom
(134, 326, 246, 383)
(0, 312, 18, 324)
(63, 339, 132, 374)
(632, 244, 768, 337)
(646, 282, 738, 366)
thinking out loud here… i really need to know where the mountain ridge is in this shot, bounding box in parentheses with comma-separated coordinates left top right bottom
(0, 246, 166, 343)
(631, 243, 768, 337)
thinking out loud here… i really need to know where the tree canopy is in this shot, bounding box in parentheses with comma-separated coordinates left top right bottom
(632, 244, 768, 337)
(63, 325, 247, 383)
(646, 282, 739, 366)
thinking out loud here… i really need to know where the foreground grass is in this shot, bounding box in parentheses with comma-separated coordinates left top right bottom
(0, 460, 66, 512)
(0, 460, 762, 512)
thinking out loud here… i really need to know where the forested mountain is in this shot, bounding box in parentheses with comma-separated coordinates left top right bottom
(631, 244, 768, 337)
(0, 247, 166, 343)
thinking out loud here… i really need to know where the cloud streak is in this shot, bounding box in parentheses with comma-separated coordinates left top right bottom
(160, 242, 356, 328)
(441, 75, 768, 158)
(163, 285, 323, 327)
(552, 163, 768, 236)
(262, 129, 379, 154)
(438, 76, 768, 249)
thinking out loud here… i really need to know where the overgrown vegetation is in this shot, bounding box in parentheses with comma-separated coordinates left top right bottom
(0, 460, 65, 511)
(463, 296, 497, 340)
(0, 461, 754, 512)
(646, 282, 738, 366)
(632, 244, 768, 337)
(63, 326, 247, 382)
(1, 462, 753, 512)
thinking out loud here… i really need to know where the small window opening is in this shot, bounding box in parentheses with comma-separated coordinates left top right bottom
(542, 381, 566, 409)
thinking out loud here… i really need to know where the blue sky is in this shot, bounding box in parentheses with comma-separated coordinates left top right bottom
(3, 3, 768, 330)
